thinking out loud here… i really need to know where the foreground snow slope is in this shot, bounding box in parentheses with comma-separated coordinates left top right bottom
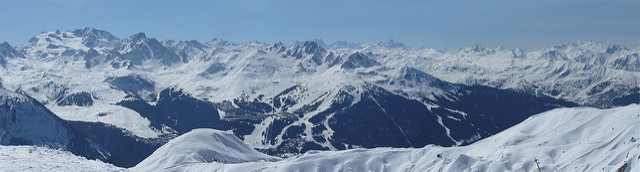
(131, 129, 280, 171)
(139, 104, 640, 172)
(0, 145, 122, 171)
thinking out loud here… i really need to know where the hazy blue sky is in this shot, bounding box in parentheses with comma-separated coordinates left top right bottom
(1, 0, 638, 50)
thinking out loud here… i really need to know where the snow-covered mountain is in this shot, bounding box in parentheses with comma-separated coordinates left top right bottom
(0, 28, 637, 167)
(134, 104, 640, 172)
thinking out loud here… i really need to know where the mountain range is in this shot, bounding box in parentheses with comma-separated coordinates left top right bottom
(0, 28, 638, 168)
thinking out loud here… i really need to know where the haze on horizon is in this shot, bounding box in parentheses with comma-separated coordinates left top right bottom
(0, 0, 638, 50)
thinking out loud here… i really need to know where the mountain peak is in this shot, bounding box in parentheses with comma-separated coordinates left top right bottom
(312, 39, 329, 49)
(289, 40, 326, 53)
(120, 32, 181, 65)
(376, 39, 408, 49)
(552, 40, 617, 53)
(0, 42, 24, 59)
(71, 27, 95, 37)
(206, 38, 233, 46)
(273, 41, 285, 47)
(0, 42, 10, 48)
(604, 44, 626, 54)
(470, 44, 485, 51)
(293, 39, 328, 49)
(302, 41, 325, 53)
(72, 27, 116, 38)
(341, 52, 380, 69)
(285, 40, 328, 64)
(72, 27, 119, 48)
(460, 44, 495, 55)
(569, 40, 604, 46)
(268, 42, 286, 52)
(129, 32, 148, 41)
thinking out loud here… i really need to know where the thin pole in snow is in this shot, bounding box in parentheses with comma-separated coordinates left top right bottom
(535, 158, 542, 172)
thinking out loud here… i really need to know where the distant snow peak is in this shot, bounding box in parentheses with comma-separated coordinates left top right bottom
(341, 52, 379, 69)
(0, 42, 24, 61)
(293, 39, 328, 50)
(559, 40, 607, 49)
(207, 38, 234, 46)
(268, 42, 287, 53)
(71, 27, 119, 48)
(71, 27, 109, 38)
(120, 32, 182, 65)
(549, 40, 626, 55)
(285, 40, 328, 65)
(376, 39, 408, 49)
(0, 42, 12, 50)
(129, 32, 148, 41)
(183, 40, 207, 49)
(460, 44, 495, 55)
(301, 41, 325, 54)
(289, 40, 326, 55)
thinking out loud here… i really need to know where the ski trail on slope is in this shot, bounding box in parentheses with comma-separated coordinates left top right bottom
(436, 115, 461, 146)
(367, 94, 412, 146)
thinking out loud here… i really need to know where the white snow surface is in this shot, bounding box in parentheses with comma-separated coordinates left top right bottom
(47, 104, 159, 138)
(135, 104, 640, 172)
(131, 129, 280, 171)
(0, 145, 122, 171)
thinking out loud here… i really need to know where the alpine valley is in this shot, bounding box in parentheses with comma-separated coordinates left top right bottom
(0, 28, 638, 170)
